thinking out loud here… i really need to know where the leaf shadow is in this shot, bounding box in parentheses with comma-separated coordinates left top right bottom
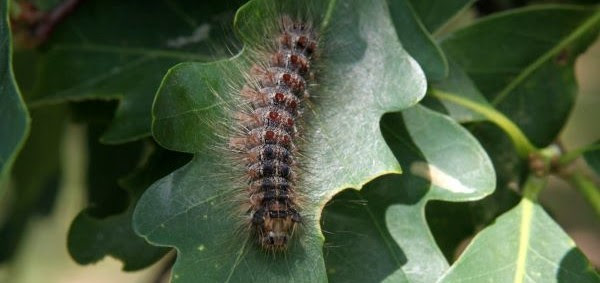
(557, 248, 599, 283)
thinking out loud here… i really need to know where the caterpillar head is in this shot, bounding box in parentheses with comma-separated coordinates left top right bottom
(260, 216, 294, 250)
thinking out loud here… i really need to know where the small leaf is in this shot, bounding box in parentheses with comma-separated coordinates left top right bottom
(407, 0, 474, 32)
(387, 0, 448, 80)
(441, 5, 600, 146)
(24, 0, 244, 143)
(68, 144, 190, 270)
(427, 123, 523, 263)
(322, 105, 495, 283)
(439, 197, 600, 282)
(134, 0, 426, 281)
(386, 105, 495, 282)
(0, 0, 30, 191)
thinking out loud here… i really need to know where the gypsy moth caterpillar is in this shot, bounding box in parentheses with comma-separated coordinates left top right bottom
(187, 0, 331, 254)
(228, 14, 318, 251)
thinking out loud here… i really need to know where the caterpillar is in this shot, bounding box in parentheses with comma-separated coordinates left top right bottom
(228, 15, 318, 251)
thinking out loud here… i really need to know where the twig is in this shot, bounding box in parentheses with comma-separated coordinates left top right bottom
(568, 171, 600, 218)
(33, 0, 84, 44)
(11, 0, 84, 47)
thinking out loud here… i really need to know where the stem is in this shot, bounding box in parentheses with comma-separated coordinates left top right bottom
(432, 89, 538, 158)
(522, 175, 546, 202)
(11, 0, 84, 47)
(33, 0, 83, 43)
(558, 142, 600, 165)
(568, 172, 600, 218)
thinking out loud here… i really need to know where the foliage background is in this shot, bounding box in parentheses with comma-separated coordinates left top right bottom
(0, 0, 599, 282)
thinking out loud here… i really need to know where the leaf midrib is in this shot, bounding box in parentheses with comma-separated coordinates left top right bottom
(513, 199, 534, 283)
(52, 43, 215, 60)
(28, 56, 151, 106)
(154, 102, 226, 121)
(144, 190, 228, 238)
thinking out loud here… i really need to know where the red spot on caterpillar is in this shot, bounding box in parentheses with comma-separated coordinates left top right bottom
(269, 111, 279, 121)
(265, 130, 275, 141)
(297, 36, 307, 48)
(282, 73, 291, 82)
(275, 92, 285, 102)
(280, 33, 291, 47)
(288, 100, 297, 109)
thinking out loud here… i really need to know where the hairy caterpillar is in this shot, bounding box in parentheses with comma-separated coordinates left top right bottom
(227, 15, 318, 251)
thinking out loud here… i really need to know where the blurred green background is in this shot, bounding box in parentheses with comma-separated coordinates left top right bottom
(0, 4, 598, 283)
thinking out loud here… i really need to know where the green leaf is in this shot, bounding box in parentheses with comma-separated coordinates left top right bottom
(441, 5, 600, 146)
(439, 196, 600, 282)
(134, 0, 426, 281)
(387, 0, 448, 80)
(407, 0, 474, 33)
(386, 105, 496, 282)
(24, 0, 244, 143)
(68, 143, 190, 271)
(322, 105, 495, 283)
(427, 123, 523, 263)
(0, 0, 30, 191)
